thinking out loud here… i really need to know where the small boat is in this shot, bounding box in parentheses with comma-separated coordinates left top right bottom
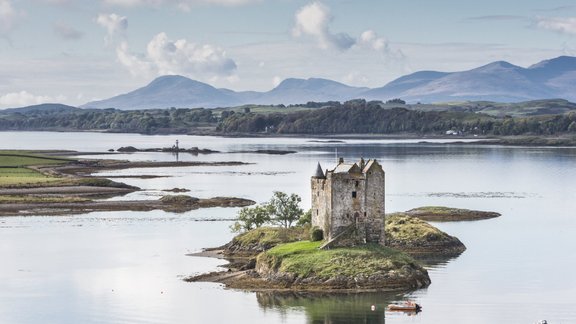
(387, 301, 421, 312)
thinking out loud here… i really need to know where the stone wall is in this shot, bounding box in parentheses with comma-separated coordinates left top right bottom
(311, 159, 386, 247)
(329, 171, 366, 241)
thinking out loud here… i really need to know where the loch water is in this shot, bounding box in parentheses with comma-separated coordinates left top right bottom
(0, 132, 575, 324)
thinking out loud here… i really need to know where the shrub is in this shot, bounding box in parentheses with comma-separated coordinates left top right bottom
(310, 227, 324, 241)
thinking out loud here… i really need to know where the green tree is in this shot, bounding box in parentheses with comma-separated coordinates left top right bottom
(297, 209, 312, 226)
(230, 204, 271, 233)
(268, 191, 303, 228)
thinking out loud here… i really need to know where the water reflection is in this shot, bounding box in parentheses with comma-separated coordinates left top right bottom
(256, 291, 412, 324)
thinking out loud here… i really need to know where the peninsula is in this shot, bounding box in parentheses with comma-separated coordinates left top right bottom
(0, 150, 254, 216)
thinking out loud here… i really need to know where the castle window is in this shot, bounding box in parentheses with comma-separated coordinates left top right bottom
(355, 181, 359, 188)
(352, 191, 357, 198)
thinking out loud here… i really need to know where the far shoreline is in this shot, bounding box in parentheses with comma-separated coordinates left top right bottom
(2, 130, 575, 147)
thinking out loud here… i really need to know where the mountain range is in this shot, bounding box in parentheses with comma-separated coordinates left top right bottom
(80, 55, 576, 110)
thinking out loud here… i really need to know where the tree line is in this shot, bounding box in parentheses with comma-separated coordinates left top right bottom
(218, 101, 576, 136)
(2, 100, 576, 136)
(0, 107, 217, 134)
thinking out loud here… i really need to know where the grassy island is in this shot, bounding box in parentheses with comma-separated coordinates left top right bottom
(254, 240, 430, 291)
(187, 206, 486, 291)
(405, 206, 501, 221)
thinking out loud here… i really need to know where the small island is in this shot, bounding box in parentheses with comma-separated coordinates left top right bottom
(404, 206, 501, 221)
(187, 158, 483, 292)
(187, 214, 466, 291)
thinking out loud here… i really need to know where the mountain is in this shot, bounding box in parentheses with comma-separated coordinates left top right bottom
(365, 56, 576, 103)
(253, 78, 368, 104)
(82, 75, 243, 109)
(81, 56, 576, 109)
(2, 103, 78, 114)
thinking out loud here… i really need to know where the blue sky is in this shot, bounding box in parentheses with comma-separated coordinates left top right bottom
(1, 0, 576, 108)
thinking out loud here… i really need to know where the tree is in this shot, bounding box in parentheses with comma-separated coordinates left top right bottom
(230, 204, 271, 233)
(297, 209, 312, 226)
(268, 191, 303, 228)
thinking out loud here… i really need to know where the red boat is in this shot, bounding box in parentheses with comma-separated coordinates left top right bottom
(387, 301, 421, 312)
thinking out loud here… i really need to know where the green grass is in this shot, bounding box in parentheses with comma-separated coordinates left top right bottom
(261, 241, 417, 279)
(234, 226, 309, 249)
(385, 213, 445, 242)
(407, 206, 457, 214)
(0, 151, 72, 187)
(0, 151, 71, 167)
(0, 167, 61, 186)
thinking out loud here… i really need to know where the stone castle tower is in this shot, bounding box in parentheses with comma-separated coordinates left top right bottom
(311, 158, 386, 247)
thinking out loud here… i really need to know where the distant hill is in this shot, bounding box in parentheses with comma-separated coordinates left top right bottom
(2, 103, 78, 114)
(365, 56, 576, 103)
(82, 76, 367, 109)
(80, 56, 576, 109)
(82, 75, 243, 110)
(252, 78, 368, 104)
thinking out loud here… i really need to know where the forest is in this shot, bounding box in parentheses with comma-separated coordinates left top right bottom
(1, 100, 576, 136)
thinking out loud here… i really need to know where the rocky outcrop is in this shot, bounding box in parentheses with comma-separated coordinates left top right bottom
(385, 213, 466, 256)
(405, 206, 500, 221)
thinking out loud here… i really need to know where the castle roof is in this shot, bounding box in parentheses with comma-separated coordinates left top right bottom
(362, 159, 380, 173)
(333, 163, 361, 174)
(313, 162, 325, 178)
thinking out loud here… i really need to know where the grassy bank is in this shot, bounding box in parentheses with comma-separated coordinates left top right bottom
(260, 241, 418, 279)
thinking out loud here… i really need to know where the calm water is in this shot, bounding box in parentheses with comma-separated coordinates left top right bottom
(0, 131, 575, 324)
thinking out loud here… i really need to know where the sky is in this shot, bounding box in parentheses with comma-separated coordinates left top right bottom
(1, 0, 576, 108)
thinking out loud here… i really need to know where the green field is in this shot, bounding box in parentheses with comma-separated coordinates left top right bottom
(0, 151, 71, 186)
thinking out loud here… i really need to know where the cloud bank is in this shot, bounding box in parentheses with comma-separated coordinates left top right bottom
(116, 32, 237, 78)
(292, 1, 403, 62)
(536, 17, 576, 35)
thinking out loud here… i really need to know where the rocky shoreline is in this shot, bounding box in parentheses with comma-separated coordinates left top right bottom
(0, 152, 255, 217)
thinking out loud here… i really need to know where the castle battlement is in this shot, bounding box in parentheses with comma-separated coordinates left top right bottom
(311, 158, 386, 247)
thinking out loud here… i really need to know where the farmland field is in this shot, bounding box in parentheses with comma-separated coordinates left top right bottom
(0, 151, 70, 186)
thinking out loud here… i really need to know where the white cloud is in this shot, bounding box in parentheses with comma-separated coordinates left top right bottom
(359, 30, 386, 51)
(536, 17, 576, 35)
(116, 41, 155, 77)
(96, 13, 128, 43)
(53, 21, 84, 40)
(0, 91, 67, 107)
(357, 29, 405, 61)
(293, 1, 355, 51)
(0, 0, 19, 34)
(116, 32, 237, 79)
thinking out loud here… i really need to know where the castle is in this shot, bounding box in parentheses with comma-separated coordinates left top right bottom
(311, 158, 386, 247)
